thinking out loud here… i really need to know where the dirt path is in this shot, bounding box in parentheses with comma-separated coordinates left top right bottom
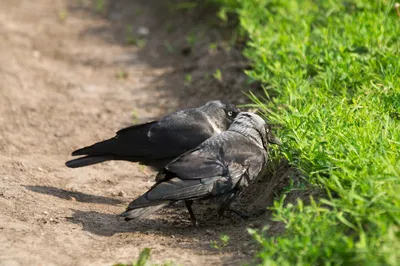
(0, 1, 287, 265)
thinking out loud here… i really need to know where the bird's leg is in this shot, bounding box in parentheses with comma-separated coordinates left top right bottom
(185, 200, 198, 227)
(217, 191, 249, 219)
(217, 201, 231, 218)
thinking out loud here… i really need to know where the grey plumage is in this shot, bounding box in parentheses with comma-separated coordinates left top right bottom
(65, 100, 240, 170)
(120, 112, 281, 225)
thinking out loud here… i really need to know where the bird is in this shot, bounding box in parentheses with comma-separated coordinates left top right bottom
(65, 100, 240, 170)
(120, 112, 281, 226)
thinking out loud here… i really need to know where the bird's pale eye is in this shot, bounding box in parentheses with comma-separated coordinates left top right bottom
(227, 111, 233, 116)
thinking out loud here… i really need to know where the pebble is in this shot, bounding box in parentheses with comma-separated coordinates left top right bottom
(33, 50, 41, 58)
(112, 191, 126, 197)
(205, 230, 214, 235)
(137, 27, 149, 36)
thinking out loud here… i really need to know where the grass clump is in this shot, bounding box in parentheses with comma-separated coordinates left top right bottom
(212, 0, 400, 265)
(114, 248, 174, 266)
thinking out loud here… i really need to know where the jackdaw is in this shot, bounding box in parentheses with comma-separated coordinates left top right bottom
(65, 100, 240, 170)
(120, 112, 281, 226)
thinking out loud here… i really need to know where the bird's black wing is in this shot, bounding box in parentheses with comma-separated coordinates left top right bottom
(66, 109, 217, 168)
(124, 133, 266, 213)
(143, 109, 216, 159)
(126, 161, 248, 211)
(149, 132, 266, 200)
(163, 132, 264, 180)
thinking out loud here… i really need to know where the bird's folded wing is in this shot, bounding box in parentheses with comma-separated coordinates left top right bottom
(147, 160, 248, 201)
(164, 133, 261, 180)
(147, 177, 221, 201)
(147, 112, 213, 149)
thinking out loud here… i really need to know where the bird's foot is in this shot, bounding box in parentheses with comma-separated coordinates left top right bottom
(190, 218, 199, 227)
(185, 200, 199, 227)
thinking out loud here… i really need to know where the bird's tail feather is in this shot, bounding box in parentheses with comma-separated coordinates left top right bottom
(71, 138, 119, 156)
(65, 122, 157, 168)
(120, 203, 168, 221)
(65, 155, 115, 168)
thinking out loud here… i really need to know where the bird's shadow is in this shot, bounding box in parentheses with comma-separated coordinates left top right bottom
(24, 185, 123, 205)
(69, 208, 195, 236)
(69, 208, 258, 264)
(69, 202, 265, 236)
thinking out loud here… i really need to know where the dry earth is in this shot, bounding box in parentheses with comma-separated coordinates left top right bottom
(0, 1, 294, 265)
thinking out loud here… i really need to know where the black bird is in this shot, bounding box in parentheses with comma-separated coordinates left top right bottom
(66, 100, 240, 170)
(120, 112, 281, 226)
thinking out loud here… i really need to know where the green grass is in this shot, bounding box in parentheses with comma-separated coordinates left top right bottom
(114, 248, 174, 266)
(211, 0, 400, 265)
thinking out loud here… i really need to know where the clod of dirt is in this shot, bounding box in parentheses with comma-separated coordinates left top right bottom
(181, 47, 192, 56)
(111, 190, 126, 197)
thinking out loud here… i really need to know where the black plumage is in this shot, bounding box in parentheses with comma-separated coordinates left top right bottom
(120, 112, 281, 225)
(65, 100, 240, 170)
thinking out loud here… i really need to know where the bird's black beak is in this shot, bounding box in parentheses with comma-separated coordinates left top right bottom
(268, 134, 281, 145)
(265, 124, 281, 145)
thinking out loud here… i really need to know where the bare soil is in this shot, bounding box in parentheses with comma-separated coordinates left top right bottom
(0, 1, 293, 265)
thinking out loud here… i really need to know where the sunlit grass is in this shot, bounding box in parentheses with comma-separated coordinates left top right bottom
(212, 0, 400, 264)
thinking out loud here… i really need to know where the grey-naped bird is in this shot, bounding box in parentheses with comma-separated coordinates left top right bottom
(65, 100, 240, 170)
(120, 112, 281, 226)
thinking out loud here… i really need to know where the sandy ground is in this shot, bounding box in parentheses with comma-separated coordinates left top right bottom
(0, 1, 293, 265)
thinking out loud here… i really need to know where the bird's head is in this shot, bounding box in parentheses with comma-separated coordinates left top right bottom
(228, 112, 281, 149)
(200, 100, 241, 131)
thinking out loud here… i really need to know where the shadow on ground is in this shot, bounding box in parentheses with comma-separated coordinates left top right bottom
(69, 207, 259, 264)
(66, 0, 260, 110)
(58, 0, 317, 264)
(25, 185, 123, 205)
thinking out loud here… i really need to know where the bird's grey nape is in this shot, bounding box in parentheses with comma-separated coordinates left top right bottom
(199, 100, 227, 118)
(228, 112, 267, 148)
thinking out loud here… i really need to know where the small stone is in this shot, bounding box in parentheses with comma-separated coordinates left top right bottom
(205, 230, 214, 235)
(43, 211, 48, 215)
(33, 50, 41, 58)
(49, 218, 54, 222)
(118, 191, 126, 197)
(69, 196, 76, 201)
(137, 27, 149, 36)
